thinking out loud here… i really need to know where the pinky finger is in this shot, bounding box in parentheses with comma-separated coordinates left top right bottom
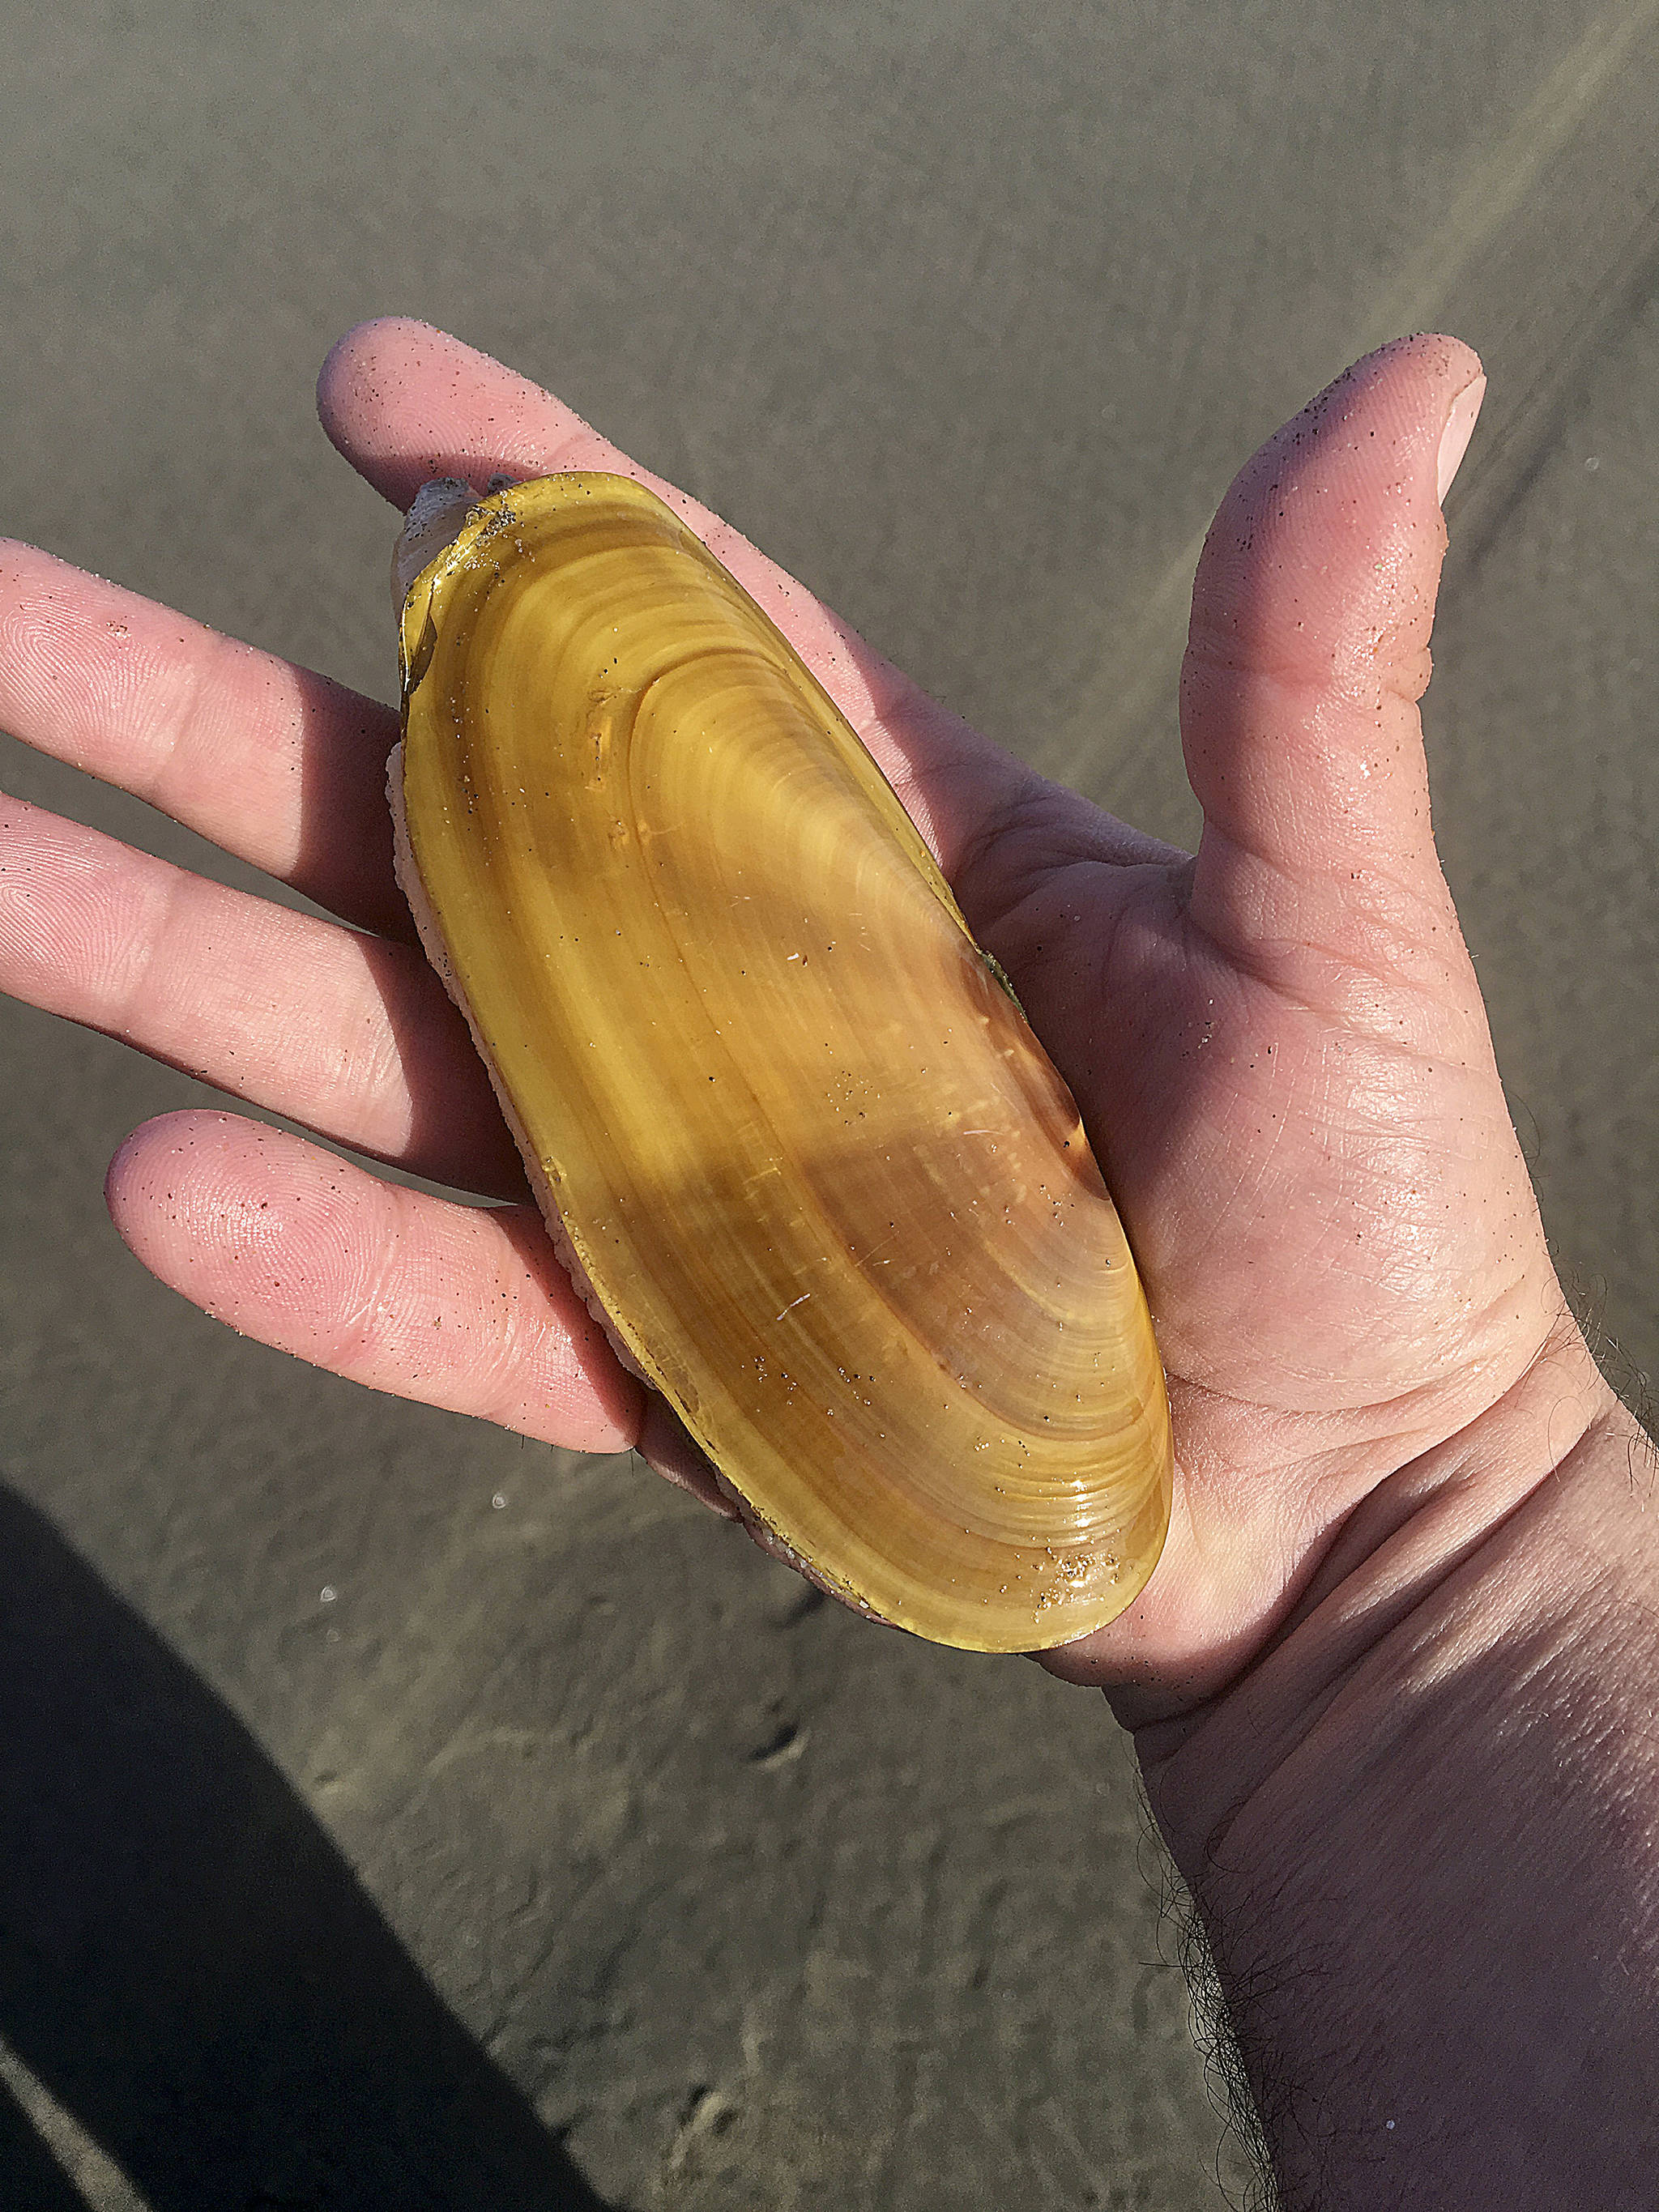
(106, 1109, 646, 1457)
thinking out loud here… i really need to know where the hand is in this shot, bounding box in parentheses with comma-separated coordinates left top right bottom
(0, 322, 1588, 1723)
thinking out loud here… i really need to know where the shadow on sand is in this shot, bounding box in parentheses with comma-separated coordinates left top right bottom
(0, 1485, 610, 2210)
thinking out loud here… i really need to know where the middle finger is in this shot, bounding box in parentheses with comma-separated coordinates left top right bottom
(0, 539, 411, 941)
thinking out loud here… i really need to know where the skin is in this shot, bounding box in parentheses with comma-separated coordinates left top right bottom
(2, 322, 1653, 2205)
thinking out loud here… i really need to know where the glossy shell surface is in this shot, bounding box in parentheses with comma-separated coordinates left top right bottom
(394, 472, 1172, 1650)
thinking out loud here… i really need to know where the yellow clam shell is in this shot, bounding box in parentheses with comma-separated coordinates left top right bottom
(391, 473, 1171, 1651)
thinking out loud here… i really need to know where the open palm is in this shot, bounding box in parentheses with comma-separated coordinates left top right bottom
(1, 321, 1551, 1722)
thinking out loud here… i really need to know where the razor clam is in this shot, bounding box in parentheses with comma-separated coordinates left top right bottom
(390, 472, 1172, 1651)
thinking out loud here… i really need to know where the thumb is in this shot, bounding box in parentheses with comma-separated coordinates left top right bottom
(1180, 335, 1485, 974)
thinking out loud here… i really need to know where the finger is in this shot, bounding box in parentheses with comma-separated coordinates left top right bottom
(107, 1110, 643, 1454)
(0, 542, 412, 941)
(1180, 334, 1487, 1010)
(317, 316, 1066, 899)
(1, 791, 526, 1198)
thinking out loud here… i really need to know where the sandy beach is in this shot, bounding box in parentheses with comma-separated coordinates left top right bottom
(2, 4, 1654, 2204)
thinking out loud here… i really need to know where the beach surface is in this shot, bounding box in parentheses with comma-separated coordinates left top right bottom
(2, 4, 1654, 2204)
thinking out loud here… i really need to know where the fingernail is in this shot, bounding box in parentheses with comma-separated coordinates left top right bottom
(1436, 373, 1486, 505)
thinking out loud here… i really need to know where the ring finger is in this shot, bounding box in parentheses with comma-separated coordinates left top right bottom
(0, 788, 525, 1198)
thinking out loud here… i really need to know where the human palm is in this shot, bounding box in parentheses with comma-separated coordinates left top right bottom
(1, 321, 1545, 1724)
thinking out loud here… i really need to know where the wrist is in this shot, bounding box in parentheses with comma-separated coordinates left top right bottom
(1132, 1311, 1625, 1873)
(1127, 1326, 1659, 2207)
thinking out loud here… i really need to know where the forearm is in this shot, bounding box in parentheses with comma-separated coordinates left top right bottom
(1136, 1333, 1659, 2209)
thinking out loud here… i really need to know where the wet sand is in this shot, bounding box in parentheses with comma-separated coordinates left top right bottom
(2, 4, 1654, 2204)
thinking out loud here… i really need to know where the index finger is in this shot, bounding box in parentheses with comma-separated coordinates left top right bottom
(0, 326, 1042, 949)
(318, 317, 1038, 883)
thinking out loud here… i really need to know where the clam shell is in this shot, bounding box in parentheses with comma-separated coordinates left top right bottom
(392, 473, 1171, 1651)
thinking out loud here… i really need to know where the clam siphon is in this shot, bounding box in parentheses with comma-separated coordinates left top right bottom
(390, 472, 1172, 1652)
